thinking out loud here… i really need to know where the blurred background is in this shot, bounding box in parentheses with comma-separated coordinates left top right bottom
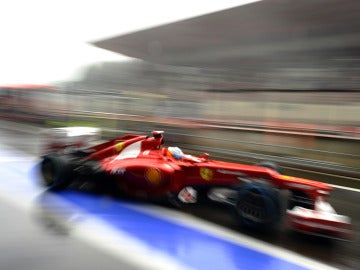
(0, 0, 359, 186)
(0, 1, 360, 269)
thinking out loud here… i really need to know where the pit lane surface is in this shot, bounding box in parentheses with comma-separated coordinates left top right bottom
(0, 123, 359, 269)
(0, 146, 334, 270)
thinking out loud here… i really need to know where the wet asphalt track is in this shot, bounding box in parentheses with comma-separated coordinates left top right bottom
(0, 122, 359, 270)
(0, 199, 142, 270)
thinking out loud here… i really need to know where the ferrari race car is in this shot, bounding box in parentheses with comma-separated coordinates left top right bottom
(39, 130, 353, 240)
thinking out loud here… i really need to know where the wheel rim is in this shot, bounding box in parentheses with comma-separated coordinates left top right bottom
(237, 188, 267, 224)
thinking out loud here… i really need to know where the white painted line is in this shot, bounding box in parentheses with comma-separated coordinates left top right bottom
(331, 184, 360, 193)
(283, 165, 359, 181)
(73, 215, 193, 270)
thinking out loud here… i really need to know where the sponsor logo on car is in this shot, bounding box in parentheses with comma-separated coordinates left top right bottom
(115, 142, 125, 152)
(200, 168, 213, 181)
(110, 168, 126, 175)
(145, 168, 162, 185)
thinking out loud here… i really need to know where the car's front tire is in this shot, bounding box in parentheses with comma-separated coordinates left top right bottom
(235, 183, 282, 231)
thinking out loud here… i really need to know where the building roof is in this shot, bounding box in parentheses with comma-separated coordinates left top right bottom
(92, 0, 360, 70)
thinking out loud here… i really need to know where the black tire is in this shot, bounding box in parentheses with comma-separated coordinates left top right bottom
(234, 183, 282, 231)
(40, 155, 75, 191)
(256, 161, 283, 174)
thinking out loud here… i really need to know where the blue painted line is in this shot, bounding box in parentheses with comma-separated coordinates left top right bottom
(59, 191, 308, 270)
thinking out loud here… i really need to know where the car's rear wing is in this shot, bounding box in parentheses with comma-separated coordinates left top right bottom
(40, 127, 101, 155)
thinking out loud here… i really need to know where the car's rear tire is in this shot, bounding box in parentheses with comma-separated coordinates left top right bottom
(235, 183, 282, 231)
(40, 155, 75, 191)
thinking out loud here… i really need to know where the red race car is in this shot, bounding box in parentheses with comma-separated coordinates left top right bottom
(39, 130, 353, 240)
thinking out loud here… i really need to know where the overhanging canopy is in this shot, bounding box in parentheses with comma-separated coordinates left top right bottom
(92, 0, 360, 70)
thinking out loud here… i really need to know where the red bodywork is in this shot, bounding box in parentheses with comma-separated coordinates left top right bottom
(85, 133, 331, 200)
(67, 131, 352, 239)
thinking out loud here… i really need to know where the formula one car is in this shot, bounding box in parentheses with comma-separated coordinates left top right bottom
(39, 130, 353, 240)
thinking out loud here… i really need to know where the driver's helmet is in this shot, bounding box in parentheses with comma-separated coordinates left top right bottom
(168, 146, 183, 160)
